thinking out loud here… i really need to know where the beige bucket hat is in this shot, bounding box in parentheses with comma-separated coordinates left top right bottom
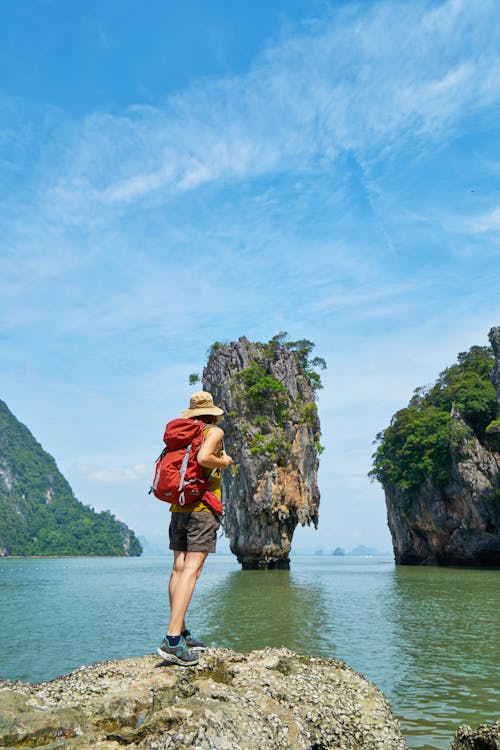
(182, 390, 224, 418)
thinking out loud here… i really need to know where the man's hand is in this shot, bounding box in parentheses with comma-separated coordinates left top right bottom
(220, 450, 233, 468)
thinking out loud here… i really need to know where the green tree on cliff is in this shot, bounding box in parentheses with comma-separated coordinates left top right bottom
(370, 345, 496, 497)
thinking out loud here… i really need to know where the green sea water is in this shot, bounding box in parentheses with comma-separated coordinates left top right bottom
(0, 554, 498, 749)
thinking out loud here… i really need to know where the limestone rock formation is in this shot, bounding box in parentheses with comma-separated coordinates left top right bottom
(0, 648, 409, 750)
(380, 332, 500, 566)
(385, 416, 500, 564)
(490, 328, 500, 403)
(489, 326, 500, 432)
(202, 336, 322, 569)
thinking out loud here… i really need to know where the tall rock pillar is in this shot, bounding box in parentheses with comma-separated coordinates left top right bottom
(202, 336, 322, 569)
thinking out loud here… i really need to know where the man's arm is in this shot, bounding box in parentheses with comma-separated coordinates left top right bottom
(197, 426, 232, 469)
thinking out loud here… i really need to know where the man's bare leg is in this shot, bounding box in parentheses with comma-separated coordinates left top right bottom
(168, 550, 208, 635)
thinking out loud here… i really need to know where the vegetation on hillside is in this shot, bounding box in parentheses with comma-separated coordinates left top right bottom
(370, 346, 497, 498)
(0, 400, 142, 557)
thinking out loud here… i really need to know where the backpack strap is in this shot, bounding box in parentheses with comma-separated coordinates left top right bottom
(148, 447, 167, 495)
(177, 443, 192, 506)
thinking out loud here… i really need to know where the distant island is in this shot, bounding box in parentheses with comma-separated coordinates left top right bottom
(312, 545, 388, 557)
(0, 399, 142, 557)
(348, 545, 384, 556)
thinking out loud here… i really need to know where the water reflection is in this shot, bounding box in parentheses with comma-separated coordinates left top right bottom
(198, 565, 334, 655)
(385, 566, 500, 750)
(192, 557, 499, 750)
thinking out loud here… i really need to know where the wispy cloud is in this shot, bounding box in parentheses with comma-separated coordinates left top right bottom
(73, 462, 149, 484)
(461, 205, 500, 234)
(25, 0, 499, 222)
(2, 0, 499, 550)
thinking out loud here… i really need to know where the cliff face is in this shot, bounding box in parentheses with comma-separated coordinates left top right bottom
(386, 411, 500, 565)
(384, 329, 500, 566)
(202, 336, 321, 569)
(0, 398, 142, 557)
(490, 326, 500, 417)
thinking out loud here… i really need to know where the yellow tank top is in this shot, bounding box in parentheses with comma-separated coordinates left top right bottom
(170, 425, 222, 513)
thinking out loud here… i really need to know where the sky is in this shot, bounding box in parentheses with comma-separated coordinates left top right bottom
(1, 0, 499, 555)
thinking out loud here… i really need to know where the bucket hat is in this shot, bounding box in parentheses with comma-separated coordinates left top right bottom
(182, 391, 224, 418)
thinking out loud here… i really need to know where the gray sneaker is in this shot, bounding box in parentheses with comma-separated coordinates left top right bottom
(183, 629, 206, 651)
(157, 635, 199, 666)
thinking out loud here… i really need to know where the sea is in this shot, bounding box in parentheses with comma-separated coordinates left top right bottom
(0, 553, 498, 750)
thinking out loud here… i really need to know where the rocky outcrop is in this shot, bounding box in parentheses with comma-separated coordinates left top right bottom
(202, 336, 321, 569)
(488, 327, 500, 437)
(0, 648, 408, 750)
(490, 327, 500, 413)
(385, 415, 500, 564)
(384, 332, 500, 566)
(451, 720, 500, 749)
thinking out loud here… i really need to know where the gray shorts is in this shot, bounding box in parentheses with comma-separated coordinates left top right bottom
(169, 511, 220, 553)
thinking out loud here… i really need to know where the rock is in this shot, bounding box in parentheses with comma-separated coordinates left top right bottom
(386, 409, 500, 565)
(451, 720, 500, 749)
(203, 336, 321, 569)
(490, 327, 500, 414)
(384, 335, 500, 566)
(0, 648, 408, 750)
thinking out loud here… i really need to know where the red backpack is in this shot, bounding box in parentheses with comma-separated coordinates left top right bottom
(149, 418, 206, 505)
(149, 418, 223, 514)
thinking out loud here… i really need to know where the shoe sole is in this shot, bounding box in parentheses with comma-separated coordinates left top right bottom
(157, 647, 199, 666)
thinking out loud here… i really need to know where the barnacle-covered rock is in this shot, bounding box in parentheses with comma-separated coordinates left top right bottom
(451, 719, 500, 749)
(0, 648, 408, 750)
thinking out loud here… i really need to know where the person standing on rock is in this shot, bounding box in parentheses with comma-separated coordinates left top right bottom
(157, 391, 232, 666)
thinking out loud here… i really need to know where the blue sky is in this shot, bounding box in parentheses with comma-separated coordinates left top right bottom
(1, 0, 499, 554)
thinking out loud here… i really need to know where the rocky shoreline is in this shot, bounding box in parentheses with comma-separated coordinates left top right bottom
(0, 647, 498, 750)
(451, 721, 500, 750)
(0, 647, 406, 749)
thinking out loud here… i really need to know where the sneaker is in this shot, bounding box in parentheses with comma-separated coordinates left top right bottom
(183, 629, 206, 651)
(157, 635, 199, 666)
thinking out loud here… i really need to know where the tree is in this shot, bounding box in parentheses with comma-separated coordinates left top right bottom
(370, 345, 496, 499)
(284, 337, 326, 391)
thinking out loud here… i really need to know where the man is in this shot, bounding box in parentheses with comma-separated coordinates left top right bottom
(157, 391, 232, 665)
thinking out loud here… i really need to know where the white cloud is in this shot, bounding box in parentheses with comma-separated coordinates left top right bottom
(105, 162, 178, 203)
(73, 462, 149, 484)
(23, 0, 498, 223)
(462, 205, 500, 234)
